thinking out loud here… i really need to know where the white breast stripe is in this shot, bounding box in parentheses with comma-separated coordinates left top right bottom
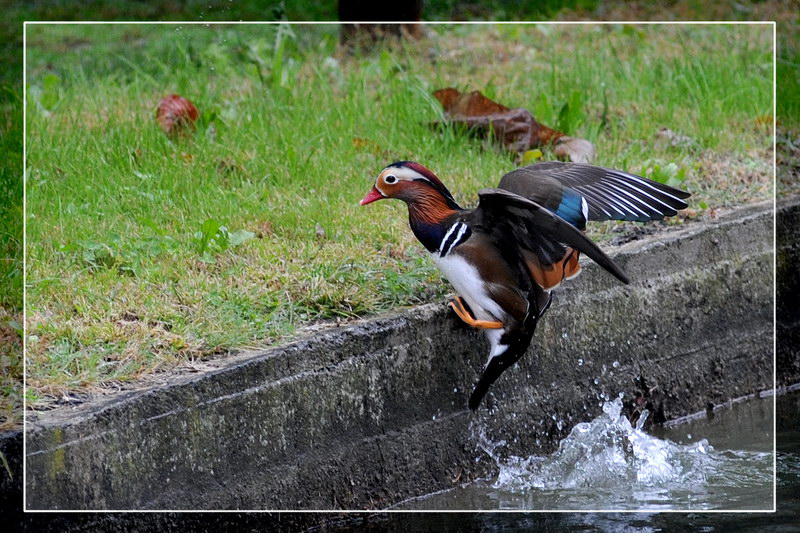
(440, 222, 469, 258)
(439, 222, 461, 254)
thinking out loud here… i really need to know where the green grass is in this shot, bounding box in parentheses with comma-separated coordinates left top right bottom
(0, 120, 22, 429)
(777, 15, 800, 196)
(25, 23, 773, 401)
(0, 79, 23, 429)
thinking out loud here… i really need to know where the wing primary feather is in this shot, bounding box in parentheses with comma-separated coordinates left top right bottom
(590, 182, 662, 219)
(579, 184, 644, 220)
(499, 163, 690, 222)
(569, 186, 622, 220)
(606, 170, 690, 204)
(603, 176, 678, 215)
(590, 182, 656, 218)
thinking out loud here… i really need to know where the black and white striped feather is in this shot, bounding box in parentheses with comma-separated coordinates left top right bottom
(498, 161, 691, 223)
(438, 221, 471, 258)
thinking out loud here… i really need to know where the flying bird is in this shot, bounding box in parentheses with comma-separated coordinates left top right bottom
(360, 161, 690, 410)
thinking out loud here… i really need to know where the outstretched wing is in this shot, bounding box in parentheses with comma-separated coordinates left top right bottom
(498, 161, 691, 226)
(477, 188, 629, 285)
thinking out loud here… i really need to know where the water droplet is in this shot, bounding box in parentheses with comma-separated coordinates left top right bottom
(635, 409, 649, 429)
(562, 332, 568, 338)
(453, 387, 458, 393)
(613, 361, 620, 368)
(610, 341, 615, 347)
(593, 378, 600, 385)
(578, 358, 584, 366)
(687, 433, 692, 439)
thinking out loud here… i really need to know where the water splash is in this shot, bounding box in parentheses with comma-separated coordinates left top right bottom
(476, 397, 773, 509)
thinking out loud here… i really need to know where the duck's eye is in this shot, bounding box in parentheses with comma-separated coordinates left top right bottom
(384, 174, 397, 184)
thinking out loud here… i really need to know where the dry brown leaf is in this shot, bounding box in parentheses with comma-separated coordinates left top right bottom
(156, 94, 199, 137)
(431, 88, 595, 162)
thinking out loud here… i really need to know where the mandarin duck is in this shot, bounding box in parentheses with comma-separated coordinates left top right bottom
(360, 161, 690, 410)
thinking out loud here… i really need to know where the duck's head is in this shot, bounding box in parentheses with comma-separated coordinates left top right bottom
(360, 161, 461, 210)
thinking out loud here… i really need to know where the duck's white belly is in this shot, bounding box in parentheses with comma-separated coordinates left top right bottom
(433, 252, 505, 323)
(433, 252, 511, 363)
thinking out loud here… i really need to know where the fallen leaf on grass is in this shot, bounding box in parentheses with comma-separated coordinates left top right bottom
(521, 149, 543, 165)
(431, 88, 595, 163)
(156, 94, 199, 137)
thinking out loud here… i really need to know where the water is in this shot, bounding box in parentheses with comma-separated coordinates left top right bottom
(394, 394, 775, 511)
(322, 390, 800, 531)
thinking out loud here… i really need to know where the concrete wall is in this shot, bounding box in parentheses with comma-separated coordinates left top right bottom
(779, 196, 800, 386)
(24, 199, 778, 511)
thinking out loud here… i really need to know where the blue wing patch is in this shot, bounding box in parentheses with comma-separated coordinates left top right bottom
(552, 190, 588, 229)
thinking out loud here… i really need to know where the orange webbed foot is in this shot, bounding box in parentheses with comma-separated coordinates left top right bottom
(448, 296, 503, 329)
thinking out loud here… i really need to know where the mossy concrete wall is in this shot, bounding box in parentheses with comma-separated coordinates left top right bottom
(25, 200, 777, 511)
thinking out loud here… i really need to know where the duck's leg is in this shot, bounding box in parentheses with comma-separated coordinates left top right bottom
(448, 296, 503, 329)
